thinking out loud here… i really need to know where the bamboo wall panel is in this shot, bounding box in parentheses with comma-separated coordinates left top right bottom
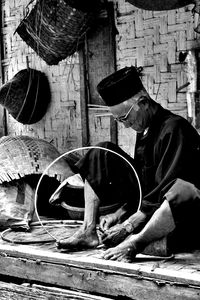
(115, 1, 199, 115)
(1, 0, 82, 153)
(115, 0, 200, 149)
(1, 0, 200, 156)
(88, 112, 112, 145)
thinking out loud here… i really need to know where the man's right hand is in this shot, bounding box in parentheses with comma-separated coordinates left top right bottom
(99, 212, 119, 232)
(99, 204, 129, 232)
(100, 210, 147, 247)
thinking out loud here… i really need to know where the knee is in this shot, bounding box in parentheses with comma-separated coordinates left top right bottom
(83, 141, 116, 160)
(95, 141, 124, 154)
(96, 141, 115, 149)
(166, 178, 199, 203)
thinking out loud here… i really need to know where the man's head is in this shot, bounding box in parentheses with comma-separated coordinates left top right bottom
(97, 66, 154, 132)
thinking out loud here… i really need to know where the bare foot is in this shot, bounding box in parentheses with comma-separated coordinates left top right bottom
(57, 227, 100, 250)
(101, 235, 139, 262)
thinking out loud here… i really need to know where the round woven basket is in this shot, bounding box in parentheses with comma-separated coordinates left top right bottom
(16, 0, 103, 65)
(50, 182, 121, 220)
(61, 201, 121, 220)
(0, 135, 73, 184)
(126, 0, 192, 10)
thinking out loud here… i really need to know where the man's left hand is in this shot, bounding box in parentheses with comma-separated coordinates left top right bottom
(102, 223, 131, 247)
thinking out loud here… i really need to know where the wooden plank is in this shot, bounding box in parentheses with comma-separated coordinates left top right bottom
(86, 4, 116, 106)
(110, 117, 118, 144)
(0, 242, 200, 284)
(0, 281, 114, 300)
(0, 251, 199, 300)
(79, 46, 90, 147)
(33, 284, 114, 300)
(85, 3, 117, 145)
(0, 2, 7, 137)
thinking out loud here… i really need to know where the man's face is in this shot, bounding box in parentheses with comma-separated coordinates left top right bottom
(110, 95, 149, 133)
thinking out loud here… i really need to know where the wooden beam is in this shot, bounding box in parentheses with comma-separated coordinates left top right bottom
(0, 2, 7, 136)
(108, 2, 118, 144)
(0, 253, 199, 300)
(0, 281, 114, 300)
(0, 244, 200, 299)
(79, 43, 90, 147)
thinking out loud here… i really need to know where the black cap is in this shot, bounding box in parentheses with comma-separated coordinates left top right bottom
(97, 66, 143, 106)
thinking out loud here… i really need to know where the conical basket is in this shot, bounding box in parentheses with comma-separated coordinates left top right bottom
(0, 135, 73, 183)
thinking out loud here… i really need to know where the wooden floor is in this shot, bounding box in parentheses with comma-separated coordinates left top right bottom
(0, 221, 200, 300)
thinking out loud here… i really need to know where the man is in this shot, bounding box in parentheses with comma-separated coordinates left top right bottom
(56, 66, 200, 261)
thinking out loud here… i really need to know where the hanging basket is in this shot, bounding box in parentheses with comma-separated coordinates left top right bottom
(125, 0, 193, 11)
(16, 0, 103, 65)
(0, 68, 51, 124)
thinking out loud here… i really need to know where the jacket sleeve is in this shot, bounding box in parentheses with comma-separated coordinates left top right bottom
(140, 119, 200, 217)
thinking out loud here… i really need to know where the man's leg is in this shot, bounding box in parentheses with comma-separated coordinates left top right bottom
(76, 141, 139, 212)
(102, 178, 200, 262)
(57, 141, 140, 250)
(57, 179, 100, 249)
(102, 199, 175, 262)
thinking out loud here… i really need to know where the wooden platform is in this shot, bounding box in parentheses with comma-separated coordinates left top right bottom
(0, 222, 200, 300)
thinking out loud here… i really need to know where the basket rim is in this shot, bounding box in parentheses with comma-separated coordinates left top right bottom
(61, 201, 121, 213)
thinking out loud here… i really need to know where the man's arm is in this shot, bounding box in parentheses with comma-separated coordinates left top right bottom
(140, 118, 200, 218)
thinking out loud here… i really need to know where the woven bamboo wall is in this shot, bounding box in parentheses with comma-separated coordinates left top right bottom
(115, 0, 197, 112)
(114, 0, 200, 153)
(1, 0, 200, 157)
(1, 0, 82, 153)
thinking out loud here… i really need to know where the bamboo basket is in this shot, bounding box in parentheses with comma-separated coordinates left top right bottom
(0, 135, 73, 183)
(0, 68, 50, 125)
(125, 0, 192, 10)
(16, 0, 103, 65)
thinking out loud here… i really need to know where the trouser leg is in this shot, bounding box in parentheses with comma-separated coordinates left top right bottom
(129, 179, 200, 254)
(76, 141, 140, 213)
(164, 179, 200, 224)
(164, 178, 200, 252)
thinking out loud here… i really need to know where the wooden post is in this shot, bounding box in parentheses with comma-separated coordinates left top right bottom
(0, 2, 7, 136)
(79, 38, 90, 147)
(79, 2, 118, 146)
(108, 1, 118, 144)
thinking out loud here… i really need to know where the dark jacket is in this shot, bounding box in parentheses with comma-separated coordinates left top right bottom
(135, 104, 200, 217)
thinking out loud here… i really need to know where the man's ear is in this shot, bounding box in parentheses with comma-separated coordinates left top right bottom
(138, 96, 149, 107)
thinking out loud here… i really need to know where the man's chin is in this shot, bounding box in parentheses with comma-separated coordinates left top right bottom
(131, 126, 143, 133)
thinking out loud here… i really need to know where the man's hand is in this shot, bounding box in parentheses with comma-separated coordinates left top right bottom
(102, 223, 128, 247)
(99, 204, 129, 232)
(101, 210, 147, 247)
(99, 212, 120, 232)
